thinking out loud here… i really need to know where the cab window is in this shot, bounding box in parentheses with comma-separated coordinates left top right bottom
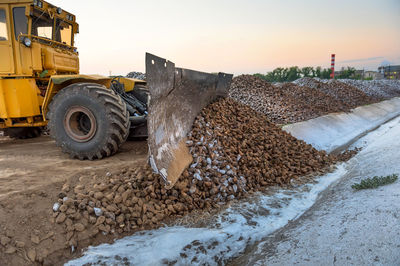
(55, 18, 72, 45)
(31, 9, 53, 39)
(13, 7, 28, 40)
(0, 9, 7, 41)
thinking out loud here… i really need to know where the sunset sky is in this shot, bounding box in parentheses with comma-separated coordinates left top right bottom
(51, 0, 400, 76)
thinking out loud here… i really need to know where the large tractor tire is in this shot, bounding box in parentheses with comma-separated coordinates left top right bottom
(48, 83, 130, 160)
(4, 127, 42, 139)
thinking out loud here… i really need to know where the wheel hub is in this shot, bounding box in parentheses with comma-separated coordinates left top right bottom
(64, 106, 97, 142)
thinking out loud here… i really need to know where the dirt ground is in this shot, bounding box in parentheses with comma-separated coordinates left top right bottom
(0, 136, 148, 265)
(0, 136, 147, 198)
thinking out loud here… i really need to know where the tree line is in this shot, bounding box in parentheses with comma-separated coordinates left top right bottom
(255, 66, 362, 82)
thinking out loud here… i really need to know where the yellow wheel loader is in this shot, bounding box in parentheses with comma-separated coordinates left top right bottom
(0, 0, 232, 187)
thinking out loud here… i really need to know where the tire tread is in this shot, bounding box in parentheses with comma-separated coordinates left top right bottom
(47, 83, 130, 160)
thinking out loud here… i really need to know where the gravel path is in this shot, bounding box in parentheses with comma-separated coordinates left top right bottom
(232, 116, 400, 266)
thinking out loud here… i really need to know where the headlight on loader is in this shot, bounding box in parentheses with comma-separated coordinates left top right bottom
(34, 0, 43, 8)
(23, 37, 32, 47)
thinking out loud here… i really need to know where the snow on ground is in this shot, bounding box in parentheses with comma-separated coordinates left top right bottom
(67, 115, 400, 266)
(67, 166, 347, 265)
(233, 116, 400, 265)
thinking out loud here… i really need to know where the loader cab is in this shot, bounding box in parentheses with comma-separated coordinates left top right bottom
(0, 0, 79, 77)
(30, 5, 75, 46)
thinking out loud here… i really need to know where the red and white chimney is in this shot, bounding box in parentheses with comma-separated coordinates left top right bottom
(330, 54, 335, 79)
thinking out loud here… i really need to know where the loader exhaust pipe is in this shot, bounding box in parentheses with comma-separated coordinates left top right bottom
(146, 53, 233, 188)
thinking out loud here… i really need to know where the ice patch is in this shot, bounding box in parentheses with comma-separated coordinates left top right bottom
(193, 173, 202, 181)
(66, 165, 347, 266)
(52, 202, 60, 212)
(93, 207, 103, 217)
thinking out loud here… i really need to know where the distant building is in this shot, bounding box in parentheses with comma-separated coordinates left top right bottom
(355, 70, 365, 78)
(378, 65, 400, 80)
(364, 71, 381, 80)
(334, 69, 381, 80)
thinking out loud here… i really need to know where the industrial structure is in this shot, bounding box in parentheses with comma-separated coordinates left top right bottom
(378, 65, 400, 80)
(330, 54, 335, 79)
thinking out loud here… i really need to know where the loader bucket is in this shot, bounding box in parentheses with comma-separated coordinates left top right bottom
(146, 53, 233, 188)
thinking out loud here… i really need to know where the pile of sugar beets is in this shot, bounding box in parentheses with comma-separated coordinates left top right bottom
(230, 75, 379, 124)
(53, 98, 338, 248)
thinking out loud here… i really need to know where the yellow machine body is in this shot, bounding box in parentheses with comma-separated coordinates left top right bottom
(0, 0, 144, 128)
(0, 78, 43, 126)
(0, 1, 233, 185)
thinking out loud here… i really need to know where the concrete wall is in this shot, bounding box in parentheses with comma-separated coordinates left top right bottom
(283, 97, 400, 153)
